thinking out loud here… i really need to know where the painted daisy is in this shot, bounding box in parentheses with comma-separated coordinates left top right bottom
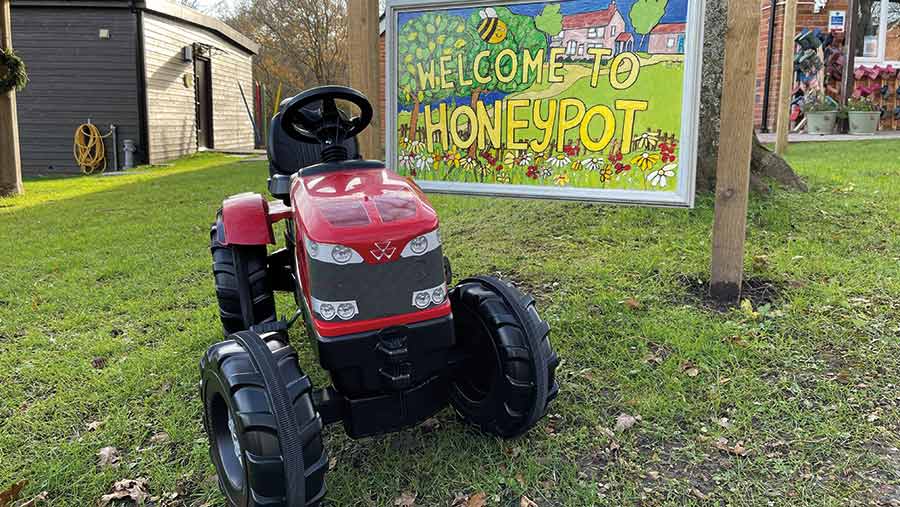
(581, 157, 604, 171)
(646, 163, 677, 187)
(540, 167, 553, 179)
(599, 166, 613, 183)
(547, 153, 571, 169)
(554, 172, 570, 186)
(496, 171, 511, 184)
(399, 151, 416, 169)
(631, 151, 661, 171)
(636, 130, 660, 150)
(460, 156, 479, 172)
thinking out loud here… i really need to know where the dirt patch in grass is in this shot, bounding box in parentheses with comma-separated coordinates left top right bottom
(675, 274, 785, 312)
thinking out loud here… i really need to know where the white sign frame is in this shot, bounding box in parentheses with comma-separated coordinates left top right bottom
(385, 0, 706, 208)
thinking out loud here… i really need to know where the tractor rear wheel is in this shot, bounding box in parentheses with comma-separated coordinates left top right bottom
(210, 217, 276, 335)
(448, 276, 559, 438)
(200, 331, 327, 506)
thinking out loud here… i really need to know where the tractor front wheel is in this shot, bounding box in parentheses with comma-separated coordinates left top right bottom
(210, 217, 276, 335)
(448, 276, 559, 438)
(200, 332, 327, 506)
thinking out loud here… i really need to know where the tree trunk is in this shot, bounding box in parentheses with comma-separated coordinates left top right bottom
(408, 95, 420, 143)
(0, 0, 23, 197)
(467, 87, 482, 161)
(696, 0, 806, 194)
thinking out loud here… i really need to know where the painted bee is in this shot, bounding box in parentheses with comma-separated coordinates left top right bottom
(477, 7, 508, 44)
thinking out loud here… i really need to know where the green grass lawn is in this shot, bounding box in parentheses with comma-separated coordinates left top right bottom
(0, 143, 898, 506)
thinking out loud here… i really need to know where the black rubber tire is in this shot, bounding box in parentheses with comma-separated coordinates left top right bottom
(210, 217, 277, 335)
(448, 276, 560, 438)
(200, 332, 327, 506)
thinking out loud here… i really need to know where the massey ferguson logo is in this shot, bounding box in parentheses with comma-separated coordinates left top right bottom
(370, 241, 396, 261)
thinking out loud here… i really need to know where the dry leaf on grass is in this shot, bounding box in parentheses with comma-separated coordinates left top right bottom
(0, 480, 27, 507)
(86, 420, 104, 431)
(450, 493, 468, 507)
(149, 432, 170, 445)
(623, 298, 642, 310)
(91, 357, 107, 369)
(714, 437, 749, 456)
(466, 492, 487, 507)
(520, 495, 539, 507)
(394, 491, 417, 507)
(18, 491, 48, 507)
(614, 413, 640, 432)
(97, 447, 120, 468)
(99, 478, 150, 506)
(681, 362, 699, 377)
(420, 417, 440, 432)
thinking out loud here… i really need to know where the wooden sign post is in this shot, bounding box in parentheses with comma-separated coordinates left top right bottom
(348, 0, 381, 160)
(775, 0, 797, 155)
(0, 0, 23, 197)
(709, 0, 762, 302)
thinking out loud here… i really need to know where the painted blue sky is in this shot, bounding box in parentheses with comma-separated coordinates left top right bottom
(397, 0, 690, 39)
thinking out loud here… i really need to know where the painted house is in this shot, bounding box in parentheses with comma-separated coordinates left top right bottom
(553, 1, 628, 59)
(11, 0, 259, 175)
(647, 22, 686, 54)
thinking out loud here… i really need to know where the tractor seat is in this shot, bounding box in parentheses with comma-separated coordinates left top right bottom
(267, 106, 359, 202)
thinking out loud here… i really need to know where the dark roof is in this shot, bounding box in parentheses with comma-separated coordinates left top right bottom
(562, 1, 618, 30)
(11, 0, 259, 54)
(651, 22, 687, 35)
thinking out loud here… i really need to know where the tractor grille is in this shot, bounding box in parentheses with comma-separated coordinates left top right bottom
(306, 248, 444, 321)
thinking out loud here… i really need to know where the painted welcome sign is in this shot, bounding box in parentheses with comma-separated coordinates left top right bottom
(385, 0, 704, 207)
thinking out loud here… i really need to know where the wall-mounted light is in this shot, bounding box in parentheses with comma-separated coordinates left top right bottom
(99, 29, 110, 39)
(182, 45, 193, 62)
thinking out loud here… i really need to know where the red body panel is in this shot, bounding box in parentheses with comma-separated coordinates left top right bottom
(290, 165, 450, 336)
(221, 193, 276, 246)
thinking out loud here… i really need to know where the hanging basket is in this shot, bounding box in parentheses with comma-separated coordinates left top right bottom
(0, 47, 28, 94)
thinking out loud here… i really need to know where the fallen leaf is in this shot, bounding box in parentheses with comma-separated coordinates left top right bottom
(18, 491, 48, 507)
(450, 493, 468, 507)
(681, 362, 699, 377)
(86, 420, 103, 431)
(394, 491, 417, 507)
(624, 298, 642, 310)
(752, 255, 769, 270)
(328, 457, 337, 471)
(91, 357, 107, 369)
(467, 492, 487, 507)
(420, 417, 440, 432)
(99, 478, 150, 506)
(715, 417, 732, 429)
(520, 495, 539, 507)
(614, 413, 639, 432)
(149, 432, 170, 445)
(714, 437, 748, 456)
(97, 447, 120, 468)
(0, 480, 26, 507)
(515, 473, 525, 487)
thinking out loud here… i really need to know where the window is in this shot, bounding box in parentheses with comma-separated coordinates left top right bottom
(578, 43, 585, 55)
(588, 27, 597, 38)
(855, 0, 900, 62)
(666, 36, 676, 48)
(566, 40, 577, 55)
(610, 25, 617, 36)
(587, 27, 605, 38)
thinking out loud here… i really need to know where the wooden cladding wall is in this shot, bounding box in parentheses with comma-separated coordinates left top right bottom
(142, 12, 254, 164)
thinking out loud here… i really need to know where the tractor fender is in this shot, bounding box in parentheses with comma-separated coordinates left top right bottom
(220, 193, 275, 246)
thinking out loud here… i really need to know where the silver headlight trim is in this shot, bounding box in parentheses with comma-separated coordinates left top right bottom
(411, 283, 447, 309)
(311, 297, 359, 321)
(400, 228, 442, 258)
(305, 237, 364, 265)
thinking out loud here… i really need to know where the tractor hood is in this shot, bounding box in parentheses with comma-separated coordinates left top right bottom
(291, 165, 440, 264)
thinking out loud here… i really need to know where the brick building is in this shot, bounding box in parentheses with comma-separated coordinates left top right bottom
(755, 0, 900, 132)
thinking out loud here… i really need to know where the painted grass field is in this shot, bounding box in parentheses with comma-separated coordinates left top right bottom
(0, 141, 898, 506)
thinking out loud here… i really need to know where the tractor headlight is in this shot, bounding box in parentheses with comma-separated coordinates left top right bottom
(412, 283, 447, 310)
(319, 303, 336, 320)
(305, 237, 363, 265)
(331, 245, 353, 264)
(401, 228, 441, 258)
(431, 285, 445, 304)
(312, 297, 358, 321)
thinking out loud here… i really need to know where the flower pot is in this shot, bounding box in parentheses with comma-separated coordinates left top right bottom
(805, 111, 837, 135)
(848, 111, 880, 135)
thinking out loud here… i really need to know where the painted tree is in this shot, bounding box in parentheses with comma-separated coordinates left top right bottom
(397, 12, 468, 141)
(534, 4, 563, 55)
(629, 0, 669, 52)
(459, 7, 547, 157)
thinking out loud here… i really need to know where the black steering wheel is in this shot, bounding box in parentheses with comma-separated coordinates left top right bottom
(280, 86, 373, 146)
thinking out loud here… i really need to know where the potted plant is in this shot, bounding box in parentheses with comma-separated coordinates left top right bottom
(802, 92, 838, 135)
(844, 98, 880, 135)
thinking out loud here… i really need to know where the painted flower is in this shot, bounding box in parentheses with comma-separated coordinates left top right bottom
(399, 151, 416, 169)
(631, 151, 661, 171)
(581, 157, 605, 171)
(554, 172, 570, 186)
(496, 171, 511, 184)
(460, 156, 478, 172)
(540, 167, 553, 179)
(502, 150, 532, 167)
(432, 152, 443, 169)
(647, 163, 677, 187)
(407, 139, 427, 154)
(607, 150, 623, 164)
(599, 166, 613, 183)
(480, 150, 497, 166)
(444, 146, 461, 168)
(547, 154, 571, 169)
(413, 154, 431, 172)
(563, 141, 580, 157)
(571, 160, 582, 172)
(660, 142, 678, 163)
(526, 165, 539, 179)
(636, 131, 660, 151)
(614, 162, 632, 174)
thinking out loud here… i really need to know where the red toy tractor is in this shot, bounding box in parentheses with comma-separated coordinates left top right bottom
(200, 86, 559, 506)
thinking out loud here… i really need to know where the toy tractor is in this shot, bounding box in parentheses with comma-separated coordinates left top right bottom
(200, 86, 559, 506)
